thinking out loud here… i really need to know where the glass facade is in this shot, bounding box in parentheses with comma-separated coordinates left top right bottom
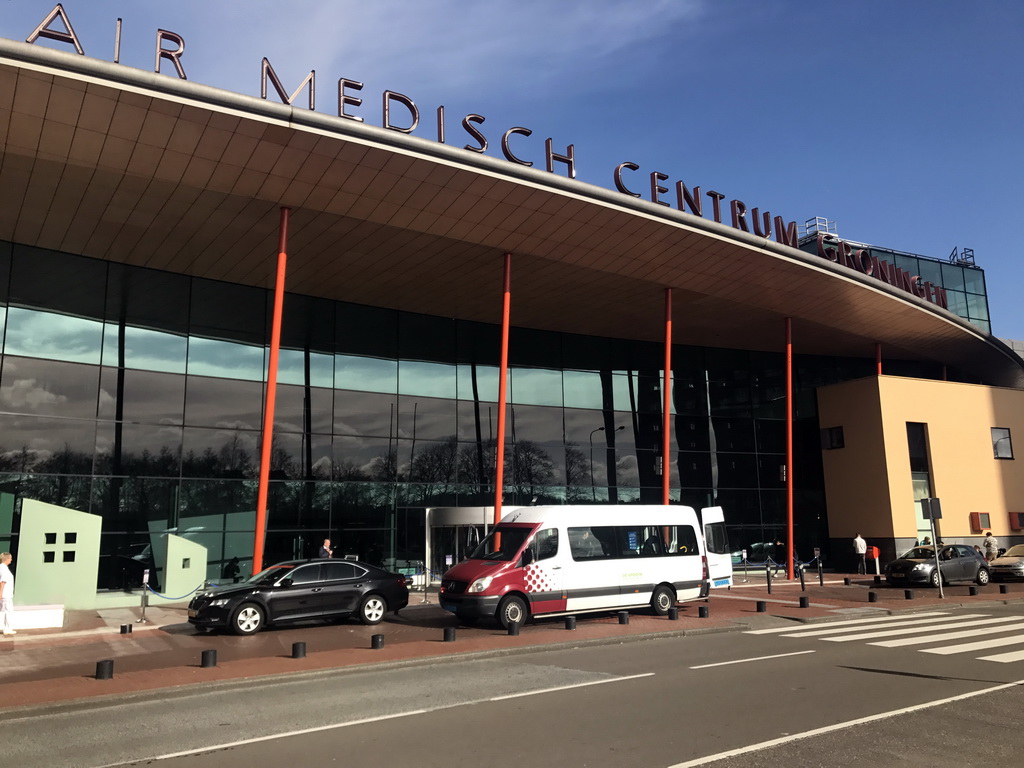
(0, 241, 956, 585)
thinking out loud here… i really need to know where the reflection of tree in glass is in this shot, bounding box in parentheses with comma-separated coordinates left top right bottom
(510, 439, 555, 497)
(564, 443, 589, 501)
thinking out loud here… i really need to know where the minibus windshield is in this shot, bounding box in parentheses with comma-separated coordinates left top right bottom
(468, 526, 531, 561)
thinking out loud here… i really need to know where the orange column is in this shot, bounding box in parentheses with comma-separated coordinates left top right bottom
(493, 253, 512, 525)
(252, 207, 290, 575)
(662, 288, 672, 505)
(785, 317, 794, 580)
(875, 342, 882, 375)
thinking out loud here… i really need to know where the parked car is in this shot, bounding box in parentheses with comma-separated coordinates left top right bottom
(885, 545, 990, 587)
(187, 559, 409, 635)
(989, 544, 1024, 581)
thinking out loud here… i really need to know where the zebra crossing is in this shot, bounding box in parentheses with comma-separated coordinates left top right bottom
(744, 611, 1024, 663)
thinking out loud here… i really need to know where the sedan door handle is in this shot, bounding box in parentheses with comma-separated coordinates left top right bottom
(312, 587, 323, 592)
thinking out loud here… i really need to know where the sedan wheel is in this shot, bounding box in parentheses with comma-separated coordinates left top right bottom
(232, 603, 265, 635)
(929, 570, 942, 588)
(977, 568, 991, 586)
(359, 594, 387, 625)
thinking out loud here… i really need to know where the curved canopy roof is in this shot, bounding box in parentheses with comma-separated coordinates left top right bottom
(2, 40, 1022, 387)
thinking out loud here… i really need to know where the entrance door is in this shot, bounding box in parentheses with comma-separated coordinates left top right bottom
(430, 524, 485, 578)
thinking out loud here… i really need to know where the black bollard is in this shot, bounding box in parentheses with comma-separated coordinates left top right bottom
(969, 586, 978, 596)
(817, 561, 824, 587)
(868, 591, 878, 603)
(756, 600, 767, 613)
(798, 566, 806, 591)
(200, 649, 217, 668)
(617, 611, 630, 625)
(119, 624, 132, 635)
(443, 627, 457, 642)
(1000, 584, 1009, 594)
(874, 575, 882, 584)
(766, 564, 773, 594)
(799, 596, 809, 608)
(905, 590, 915, 600)
(291, 641, 306, 659)
(507, 623, 520, 636)
(843, 577, 851, 586)
(668, 607, 679, 621)
(95, 659, 114, 680)
(371, 634, 384, 649)
(698, 605, 709, 619)
(564, 616, 576, 630)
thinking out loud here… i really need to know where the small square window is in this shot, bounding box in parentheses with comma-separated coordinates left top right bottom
(820, 426, 845, 450)
(43, 551, 55, 563)
(64, 532, 77, 544)
(992, 427, 1014, 459)
(182, 558, 191, 569)
(44, 532, 57, 545)
(63, 551, 76, 563)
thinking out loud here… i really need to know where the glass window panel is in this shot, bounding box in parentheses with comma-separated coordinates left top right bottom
(189, 278, 267, 345)
(456, 363, 500, 403)
(755, 419, 786, 453)
(335, 354, 396, 394)
(716, 453, 758, 488)
(708, 379, 751, 417)
(711, 417, 756, 452)
(562, 370, 603, 410)
(399, 360, 456, 399)
(966, 294, 989, 322)
(972, 319, 991, 334)
(398, 396, 457, 441)
(105, 263, 190, 334)
(613, 372, 660, 413)
(0, 413, 96, 474)
(181, 427, 259, 478)
(509, 405, 564, 444)
(757, 456, 786, 489)
(184, 376, 263, 430)
(399, 311, 454, 363)
(940, 264, 966, 292)
(334, 390, 398, 438)
(101, 325, 188, 374)
(274, 383, 333, 435)
(893, 254, 919, 274)
(563, 409, 612, 445)
(510, 367, 563, 407)
(94, 422, 182, 477)
(0, 306, 6, 344)
(187, 337, 266, 381)
(674, 376, 709, 416)
(9, 244, 107, 318)
(507, 439, 562, 490)
(0, 356, 99, 418)
(277, 348, 334, 388)
(675, 418, 711, 451)
(635, 449, 678, 487)
(0, 239, 11, 299)
(945, 290, 968, 317)
(4, 307, 103, 364)
(456, 400, 501, 443)
(333, 435, 398, 480)
(963, 268, 986, 294)
(677, 451, 712, 488)
(337, 303, 397, 358)
(406, 437, 460, 495)
(97, 368, 185, 426)
(916, 259, 942, 285)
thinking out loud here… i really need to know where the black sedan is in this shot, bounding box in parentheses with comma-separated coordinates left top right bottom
(187, 559, 409, 635)
(885, 544, 991, 588)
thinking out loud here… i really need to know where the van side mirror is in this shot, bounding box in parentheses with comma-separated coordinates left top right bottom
(521, 548, 535, 566)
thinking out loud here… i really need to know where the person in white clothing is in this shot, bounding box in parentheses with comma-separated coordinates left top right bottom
(0, 552, 14, 636)
(853, 534, 867, 575)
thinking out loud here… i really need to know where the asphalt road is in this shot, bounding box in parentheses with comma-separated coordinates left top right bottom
(5, 603, 1024, 768)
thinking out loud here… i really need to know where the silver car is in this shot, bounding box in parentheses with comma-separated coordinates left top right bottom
(989, 544, 1024, 581)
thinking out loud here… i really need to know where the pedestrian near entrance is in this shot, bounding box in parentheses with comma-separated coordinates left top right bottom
(318, 539, 333, 559)
(983, 532, 999, 562)
(0, 552, 15, 636)
(853, 533, 867, 574)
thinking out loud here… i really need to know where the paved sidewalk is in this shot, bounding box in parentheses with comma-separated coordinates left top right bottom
(0, 574, 1020, 712)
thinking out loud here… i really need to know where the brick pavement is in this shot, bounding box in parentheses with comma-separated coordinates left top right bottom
(0, 575, 1020, 712)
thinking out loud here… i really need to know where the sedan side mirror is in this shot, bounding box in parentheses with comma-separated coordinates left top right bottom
(280, 577, 293, 588)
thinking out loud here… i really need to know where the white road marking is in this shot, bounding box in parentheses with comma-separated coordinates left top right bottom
(870, 621, 1024, 648)
(489, 672, 654, 700)
(743, 612, 947, 634)
(822, 616, 1021, 642)
(781, 614, 987, 638)
(978, 648, 1024, 663)
(923, 632, 1024, 655)
(690, 650, 816, 669)
(712, 594, 835, 607)
(667, 678, 1024, 767)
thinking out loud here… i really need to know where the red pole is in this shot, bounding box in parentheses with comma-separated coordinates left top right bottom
(494, 253, 512, 526)
(785, 317, 794, 580)
(875, 342, 882, 375)
(253, 207, 289, 575)
(662, 288, 672, 505)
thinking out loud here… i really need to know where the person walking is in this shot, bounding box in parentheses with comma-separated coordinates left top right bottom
(317, 538, 333, 559)
(0, 552, 15, 636)
(983, 531, 1000, 562)
(853, 533, 867, 575)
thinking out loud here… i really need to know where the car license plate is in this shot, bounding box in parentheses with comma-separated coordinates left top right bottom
(188, 609, 198, 617)
(890, 573, 905, 579)
(440, 602, 457, 613)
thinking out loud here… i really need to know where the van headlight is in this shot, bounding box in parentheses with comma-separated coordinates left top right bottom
(468, 576, 493, 593)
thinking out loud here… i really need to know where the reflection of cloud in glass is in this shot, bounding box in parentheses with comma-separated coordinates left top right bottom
(0, 378, 67, 410)
(102, 324, 188, 374)
(188, 337, 266, 380)
(456, 364, 500, 403)
(511, 368, 563, 407)
(398, 360, 456, 398)
(336, 355, 397, 394)
(4, 308, 102, 364)
(278, 349, 334, 387)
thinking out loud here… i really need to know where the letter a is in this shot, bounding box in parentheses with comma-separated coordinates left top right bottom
(26, 3, 84, 55)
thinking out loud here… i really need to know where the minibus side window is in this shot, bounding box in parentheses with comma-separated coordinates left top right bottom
(531, 528, 559, 561)
(568, 527, 609, 561)
(639, 527, 664, 557)
(665, 525, 700, 556)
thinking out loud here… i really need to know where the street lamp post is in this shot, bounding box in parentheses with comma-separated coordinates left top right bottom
(589, 427, 604, 501)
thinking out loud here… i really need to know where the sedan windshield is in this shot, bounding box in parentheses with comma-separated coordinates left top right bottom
(1002, 544, 1024, 558)
(469, 526, 532, 561)
(900, 547, 935, 560)
(246, 564, 296, 585)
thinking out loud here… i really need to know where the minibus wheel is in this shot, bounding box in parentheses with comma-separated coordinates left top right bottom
(497, 595, 528, 630)
(651, 585, 676, 616)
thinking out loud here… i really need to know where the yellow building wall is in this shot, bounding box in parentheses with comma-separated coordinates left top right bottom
(819, 375, 1024, 546)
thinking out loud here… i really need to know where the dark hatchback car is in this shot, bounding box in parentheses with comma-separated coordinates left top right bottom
(188, 559, 409, 635)
(885, 545, 991, 588)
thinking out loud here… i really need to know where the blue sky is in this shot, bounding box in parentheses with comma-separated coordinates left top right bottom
(3, 1, 1023, 337)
